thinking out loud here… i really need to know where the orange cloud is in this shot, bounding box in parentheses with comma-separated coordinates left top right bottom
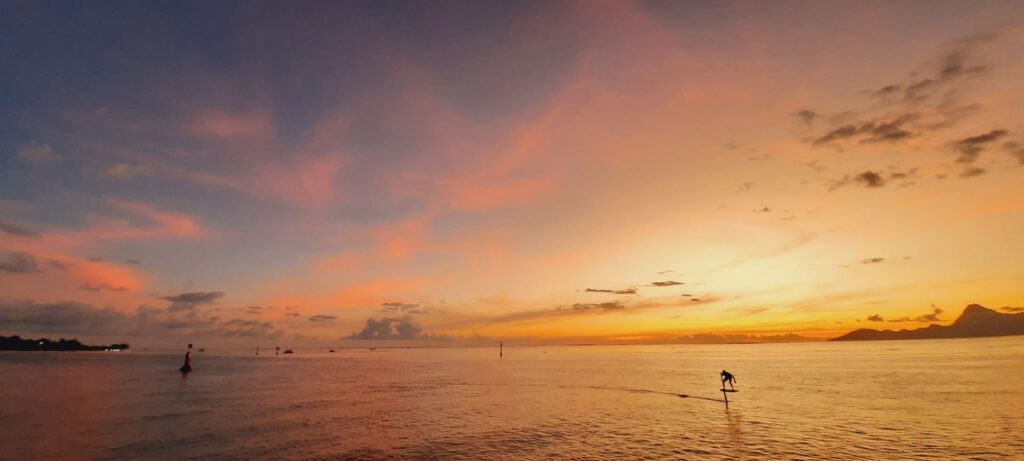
(70, 260, 144, 292)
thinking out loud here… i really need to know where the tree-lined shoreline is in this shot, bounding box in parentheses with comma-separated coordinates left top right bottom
(0, 335, 129, 351)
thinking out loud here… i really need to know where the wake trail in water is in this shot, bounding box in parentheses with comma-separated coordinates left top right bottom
(578, 385, 726, 403)
(453, 382, 726, 403)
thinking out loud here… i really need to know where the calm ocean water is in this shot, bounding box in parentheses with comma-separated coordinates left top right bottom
(1, 337, 1022, 460)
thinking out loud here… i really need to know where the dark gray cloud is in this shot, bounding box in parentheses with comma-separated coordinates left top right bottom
(650, 281, 684, 287)
(0, 299, 283, 339)
(583, 288, 636, 295)
(959, 166, 986, 178)
(1003, 140, 1024, 164)
(0, 252, 42, 274)
(1002, 306, 1024, 313)
(161, 291, 225, 304)
(0, 300, 125, 334)
(350, 314, 423, 340)
(0, 219, 39, 237)
(936, 32, 997, 81)
(209, 318, 281, 338)
(869, 84, 902, 99)
(861, 257, 885, 264)
(458, 296, 720, 327)
(888, 306, 944, 323)
(792, 109, 818, 125)
(887, 168, 919, 185)
(131, 303, 284, 339)
(867, 314, 884, 322)
(755, 206, 771, 213)
(854, 171, 886, 188)
(915, 306, 943, 322)
(379, 302, 433, 314)
(812, 114, 918, 146)
(869, 32, 997, 104)
(829, 168, 919, 191)
(950, 129, 1008, 164)
(829, 171, 887, 191)
(803, 31, 1009, 185)
(568, 302, 625, 312)
(160, 291, 225, 312)
(309, 314, 337, 323)
(48, 260, 68, 271)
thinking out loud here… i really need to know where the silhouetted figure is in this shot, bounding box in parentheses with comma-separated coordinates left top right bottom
(499, 341, 503, 358)
(720, 370, 736, 390)
(179, 344, 193, 373)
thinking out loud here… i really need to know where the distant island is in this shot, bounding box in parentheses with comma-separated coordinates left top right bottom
(830, 304, 1024, 341)
(0, 335, 130, 351)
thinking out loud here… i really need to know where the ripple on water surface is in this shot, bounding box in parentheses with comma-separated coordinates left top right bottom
(1, 337, 1022, 460)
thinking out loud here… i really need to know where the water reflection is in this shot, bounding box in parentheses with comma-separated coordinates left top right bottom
(0, 336, 1021, 459)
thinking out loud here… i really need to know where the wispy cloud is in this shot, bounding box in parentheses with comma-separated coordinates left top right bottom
(568, 302, 625, 312)
(160, 291, 225, 312)
(0, 299, 283, 339)
(887, 306, 944, 323)
(0, 252, 42, 274)
(379, 302, 433, 314)
(583, 288, 637, 295)
(16, 143, 60, 163)
(649, 281, 684, 287)
(0, 220, 39, 237)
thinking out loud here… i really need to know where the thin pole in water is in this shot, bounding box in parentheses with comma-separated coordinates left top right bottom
(719, 374, 729, 408)
(499, 341, 503, 358)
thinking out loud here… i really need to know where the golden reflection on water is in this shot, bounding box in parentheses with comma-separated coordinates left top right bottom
(1, 336, 1022, 459)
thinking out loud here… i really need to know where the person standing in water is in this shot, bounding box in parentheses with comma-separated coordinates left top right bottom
(720, 370, 736, 390)
(179, 344, 193, 373)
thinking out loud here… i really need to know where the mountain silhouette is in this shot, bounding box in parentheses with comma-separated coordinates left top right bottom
(830, 304, 1024, 341)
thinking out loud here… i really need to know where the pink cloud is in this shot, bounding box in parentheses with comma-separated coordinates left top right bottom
(105, 199, 201, 239)
(190, 109, 273, 141)
(448, 176, 556, 212)
(247, 155, 345, 210)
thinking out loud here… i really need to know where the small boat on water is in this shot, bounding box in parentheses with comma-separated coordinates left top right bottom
(329, 349, 336, 353)
(283, 349, 294, 354)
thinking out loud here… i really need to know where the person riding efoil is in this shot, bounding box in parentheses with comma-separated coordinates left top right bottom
(720, 370, 736, 390)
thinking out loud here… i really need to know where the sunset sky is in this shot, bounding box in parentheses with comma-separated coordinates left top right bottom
(2, 1, 1023, 347)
